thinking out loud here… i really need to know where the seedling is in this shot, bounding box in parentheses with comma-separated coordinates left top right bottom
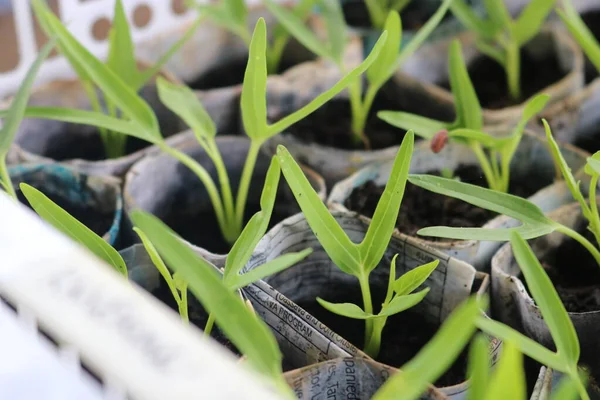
(407, 121, 600, 268)
(277, 131, 439, 358)
(364, 0, 412, 30)
(266, 0, 453, 146)
(449, 0, 557, 100)
(379, 38, 550, 192)
(5, 9, 389, 245)
(32, 0, 202, 159)
(558, 0, 600, 74)
(188, 0, 317, 73)
(0, 39, 56, 201)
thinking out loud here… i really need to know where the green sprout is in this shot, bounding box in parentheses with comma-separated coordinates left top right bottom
(4, 8, 389, 245)
(188, 0, 317, 73)
(407, 120, 600, 269)
(276, 131, 439, 358)
(32, 0, 202, 159)
(379, 38, 550, 192)
(0, 39, 56, 201)
(558, 0, 600, 74)
(266, 0, 453, 146)
(449, 0, 557, 100)
(364, 0, 412, 30)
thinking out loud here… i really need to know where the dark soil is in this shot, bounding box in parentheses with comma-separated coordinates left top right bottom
(581, 10, 600, 84)
(284, 96, 420, 151)
(344, 165, 542, 242)
(298, 293, 470, 388)
(439, 47, 565, 110)
(523, 220, 600, 313)
(15, 183, 113, 237)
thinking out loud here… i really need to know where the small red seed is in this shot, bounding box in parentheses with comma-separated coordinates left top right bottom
(431, 129, 449, 153)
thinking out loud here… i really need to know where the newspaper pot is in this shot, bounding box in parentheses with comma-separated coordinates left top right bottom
(244, 210, 502, 399)
(328, 130, 590, 269)
(123, 135, 326, 253)
(399, 25, 584, 129)
(135, 5, 319, 90)
(491, 200, 600, 387)
(284, 357, 449, 400)
(6, 61, 183, 177)
(9, 163, 123, 247)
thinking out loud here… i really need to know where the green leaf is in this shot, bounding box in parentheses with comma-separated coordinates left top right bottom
(514, 94, 550, 136)
(31, 0, 160, 137)
(231, 249, 313, 291)
(106, 0, 139, 86)
(449, 0, 497, 39)
(267, 30, 389, 137)
(224, 0, 247, 27)
(467, 334, 490, 400)
(277, 145, 361, 274)
(133, 227, 179, 303)
(367, 11, 401, 89)
(484, 0, 512, 32)
(587, 156, 600, 176)
(359, 132, 413, 272)
(485, 341, 527, 400)
(241, 18, 269, 141)
(513, 0, 557, 46)
(0, 107, 162, 144)
(0, 38, 56, 155)
(318, 0, 347, 64)
(156, 77, 216, 152)
(377, 111, 451, 139)
(194, 5, 244, 39)
(509, 231, 580, 365)
(316, 298, 373, 319)
(372, 295, 483, 400)
(264, 0, 331, 60)
(20, 183, 127, 276)
(448, 128, 502, 147)
(129, 210, 285, 382)
(448, 40, 482, 130)
(558, 3, 600, 73)
(393, 260, 439, 296)
(379, 289, 430, 317)
(408, 174, 558, 240)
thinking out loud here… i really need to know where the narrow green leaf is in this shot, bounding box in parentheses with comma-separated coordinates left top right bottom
(379, 289, 429, 317)
(129, 210, 284, 381)
(393, 260, 439, 296)
(194, 5, 243, 38)
(449, 0, 497, 39)
(587, 157, 600, 176)
(485, 341, 527, 400)
(377, 111, 450, 139)
(106, 0, 139, 85)
(0, 38, 55, 154)
(224, 0, 247, 27)
(231, 249, 313, 291)
(276, 145, 361, 275)
(367, 10, 401, 89)
(448, 40, 482, 130)
(316, 298, 372, 319)
(476, 316, 563, 371)
(514, 94, 550, 135)
(467, 334, 490, 400)
(558, 3, 600, 73)
(448, 128, 502, 147)
(359, 132, 413, 272)
(264, 0, 331, 60)
(241, 18, 268, 141)
(156, 77, 216, 151)
(20, 183, 127, 276)
(133, 227, 180, 303)
(318, 0, 347, 64)
(372, 295, 482, 400)
(0, 106, 162, 144)
(513, 0, 557, 46)
(484, 0, 512, 32)
(509, 231, 580, 364)
(267, 31, 388, 137)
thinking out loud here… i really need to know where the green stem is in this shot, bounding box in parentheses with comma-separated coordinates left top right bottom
(234, 140, 262, 237)
(364, 0, 387, 30)
(588, 175, 600, 247)
(204, 313, 216, 336)
(364, 317, 385, 358)
(178, 286, 189, 324)
(572, 370, 590, 400)
(0, 155, 16, 200)
(159, 144, 232, 242)
(505, 41, 521, 101)
(348, 77, 366, 146)
(556, 225, 600, 268)
(358, 272, 374, 350)
(470, 142, 500, 191)
(208, 141, 236, 230)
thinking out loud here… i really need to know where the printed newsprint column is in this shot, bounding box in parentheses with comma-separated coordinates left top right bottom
(0, 192, 283, 400)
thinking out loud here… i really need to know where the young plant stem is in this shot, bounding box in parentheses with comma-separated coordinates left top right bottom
(572, 370, 591, 400)
(505, 40, 521, 101)
(470, 142, 501, 191)
(364, 0, 386, 30)
(207, 141, 236, 230)
(358, 273, 375, 352)
(364, 317, 385, 358)
(204, 313, 216, 336)
(556, 224, 600, 267)
(0, 156, 16, 200)
(234, 140, 263, 236)
(179, 288, 189, 324)
(588, 175, 600, 247)
(348, 76, 370, 148)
